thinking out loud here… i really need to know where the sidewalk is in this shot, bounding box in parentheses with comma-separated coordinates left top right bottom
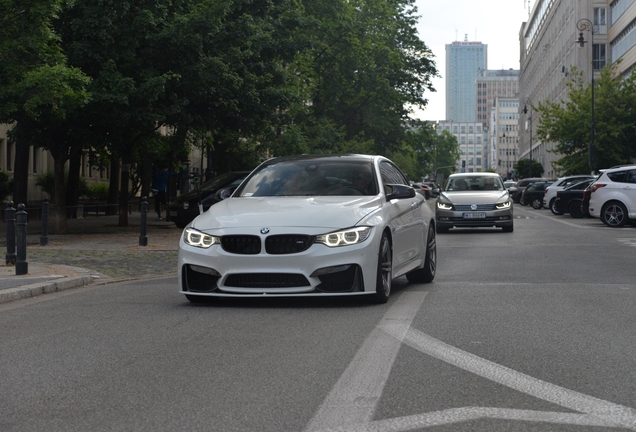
(0, 212, 182, 304)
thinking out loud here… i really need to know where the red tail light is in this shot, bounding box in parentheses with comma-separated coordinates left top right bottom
(590, 183, 606, 192)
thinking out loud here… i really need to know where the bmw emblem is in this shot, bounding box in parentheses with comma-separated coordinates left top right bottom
(471, 204, 477, 210)
(260, 228, 270, 234)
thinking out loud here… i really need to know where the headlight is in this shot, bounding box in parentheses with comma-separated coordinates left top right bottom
(496, 201, 511, 210)
(183, 228, 220, 248)
(437, 202, 453, 210)
(315, 227, 371, 247)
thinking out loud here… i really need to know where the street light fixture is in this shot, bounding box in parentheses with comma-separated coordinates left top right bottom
(522, 98, 533, 178)
(577, 18, 595, 174)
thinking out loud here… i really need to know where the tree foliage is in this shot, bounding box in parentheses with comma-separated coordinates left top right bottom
(535, 64, 636, 174)
(4, 0, 440, 227)
(513, 158, 544, 179)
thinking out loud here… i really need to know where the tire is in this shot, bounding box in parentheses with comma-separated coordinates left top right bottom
(568, 199, 584, 218)
(502, 224, 514, 233)
(436, 225, 449, 234)
(601, 202, 628, 227)
(531, 197, 542, 209)
(406, 224, 436, 283)
(550, 198, 563, 215)
(371, 233, 393, 304)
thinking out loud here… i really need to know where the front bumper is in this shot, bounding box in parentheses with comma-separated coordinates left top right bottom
(178, 228, 382, 298)
(436, 207, 513, 229)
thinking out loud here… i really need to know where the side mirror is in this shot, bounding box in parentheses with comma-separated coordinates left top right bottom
(215, 187, 237, 201)
(386, 184, 416, 200)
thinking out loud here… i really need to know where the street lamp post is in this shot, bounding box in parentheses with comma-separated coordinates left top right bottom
(577, 18, 595, 174)
(522, 98, 533, 178)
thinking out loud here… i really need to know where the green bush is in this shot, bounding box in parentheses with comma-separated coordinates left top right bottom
(35, 172, 91, 198)
(0, 171, 13, 202)
(88, 182, 109, 200)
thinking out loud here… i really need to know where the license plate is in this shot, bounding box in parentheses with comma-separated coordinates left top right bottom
(462, 212, 486, 219)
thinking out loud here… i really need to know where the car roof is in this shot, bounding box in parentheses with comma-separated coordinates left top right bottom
(448, 172, 500, 178)
(599, 164, 636, 173)
(262, 154, 378, 165)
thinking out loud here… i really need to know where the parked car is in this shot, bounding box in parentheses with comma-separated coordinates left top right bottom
(543, 175, 595, 211)
(419, 183, 432, 199)
(424, 182, 441, 197)
(503, 180, 517, 191)
(521, 181, 553, 209)
(168, 171, 249, 228)
(435, 172, 513, 233)
(508, 177, 553, 204)
(553, 179, 595, 217)
(588, 165, 636, 227)
(178, 154, 437, 304)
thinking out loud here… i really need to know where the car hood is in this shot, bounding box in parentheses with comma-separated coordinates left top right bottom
(441, 191, 509, 204)
(190, 196, 383, 230)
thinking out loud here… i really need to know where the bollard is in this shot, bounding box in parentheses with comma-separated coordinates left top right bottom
(139, 196, 148, 246)
(40, 197, 49, 246)
(5, 201, 16, 265)
(15, 203, 28, 275)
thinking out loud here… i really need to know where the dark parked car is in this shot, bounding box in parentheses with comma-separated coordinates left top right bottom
(520, 181, 553, 209)
(552, 179, 595, 217)
(508, 178, 553, 204)
(424, 182, 441, 197)
(168, 171, 249, 228)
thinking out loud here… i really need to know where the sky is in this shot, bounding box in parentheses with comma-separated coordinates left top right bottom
(411, 0, 531, 121)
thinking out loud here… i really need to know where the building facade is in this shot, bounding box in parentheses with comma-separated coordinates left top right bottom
(445, 38, 488, 122)
(518, 0, 636, 177)
(436, 121, 488, 173)
(490, 97, 520, 179)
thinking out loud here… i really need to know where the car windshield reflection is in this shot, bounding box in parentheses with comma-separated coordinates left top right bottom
(445, 176, 505, 192)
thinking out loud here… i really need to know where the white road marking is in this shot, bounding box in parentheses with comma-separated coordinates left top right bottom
(618, 238, 636, 247)
(516, 207, 593, 228)
(306, 291, 636, 431)
(304, 292, 427, 431)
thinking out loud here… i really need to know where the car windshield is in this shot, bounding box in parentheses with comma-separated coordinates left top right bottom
(445, 176, 504, 192)
(236, 160, 379, 197)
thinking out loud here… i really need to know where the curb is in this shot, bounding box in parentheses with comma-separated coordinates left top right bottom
(0, 266, 95, 304)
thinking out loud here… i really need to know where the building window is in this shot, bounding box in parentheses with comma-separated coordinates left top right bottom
(32, 147, 38, 173)
(594, 8, 607, 34)
(593, 44, 606, 70)
(6, 141, 13, 171)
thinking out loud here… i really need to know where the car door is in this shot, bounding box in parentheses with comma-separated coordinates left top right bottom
(379, 161, 424, 274)
(624, 169, 636, 218)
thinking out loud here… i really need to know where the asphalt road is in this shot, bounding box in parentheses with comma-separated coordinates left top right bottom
(1, 204, 636, 431)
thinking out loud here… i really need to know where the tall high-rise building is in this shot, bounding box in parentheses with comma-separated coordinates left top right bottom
(445, 37, 487, 122)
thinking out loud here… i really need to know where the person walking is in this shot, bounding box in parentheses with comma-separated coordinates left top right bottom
(151, 166, 169, 220)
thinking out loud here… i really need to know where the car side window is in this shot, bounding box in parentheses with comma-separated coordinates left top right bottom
(379, 161, 407, 195)
(607, 171, 628, 183)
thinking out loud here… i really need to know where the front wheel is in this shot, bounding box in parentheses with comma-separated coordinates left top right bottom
(406, 224, 436, 283)
(502, 224, 514, 232)
(601, 202, 628, 227)
(371, 233, 392, 303)
(531, 197, 542, 209)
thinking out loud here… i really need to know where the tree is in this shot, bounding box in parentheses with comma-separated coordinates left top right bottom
(535, 64, 636, 174)
(268, 0, 439, 156)
(514, 158, 544, 179)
